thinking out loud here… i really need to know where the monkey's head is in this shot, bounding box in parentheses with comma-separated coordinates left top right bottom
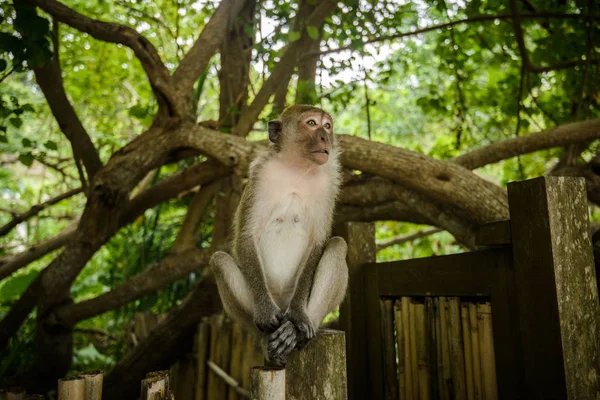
(268, 105, 334, 166)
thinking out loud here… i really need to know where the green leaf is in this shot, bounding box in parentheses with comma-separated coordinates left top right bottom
(19, 152, 34, 167)
(289, 31, 301, 42)
(9, 117, 22, 128)
(0, 59, 6, 72)
(129, 104, 147, 119)
(21, 104, 35, 113)
(21, 138, 33, 147)
(0, 270, 39, 299)
(44, 140, 58, 150)
(306, 26, 319, 40)
(0, 135, 7, 143)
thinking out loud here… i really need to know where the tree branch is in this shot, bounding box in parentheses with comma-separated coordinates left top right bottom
(32, 21, 103, 179)
(54, 248, 212, 326)
(173, 0, 248, 105)
(232, 0, 338, 136)
(19, 0, 177, 115)
(0, 187, 82, 238)
(0, 219, 79, 281)
(376, 227, 443, 251)
(452, 119, 600, 170)
(317, 12, 597, 57)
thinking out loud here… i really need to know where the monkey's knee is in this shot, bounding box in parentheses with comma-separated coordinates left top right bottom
(327, 236, 348, 256)
(210, 251, 235, 278)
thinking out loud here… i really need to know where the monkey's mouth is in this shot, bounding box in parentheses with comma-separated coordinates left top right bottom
(311, 150, 329, 155)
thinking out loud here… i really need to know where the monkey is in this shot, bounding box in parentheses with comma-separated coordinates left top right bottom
(210, 105, 348, 366)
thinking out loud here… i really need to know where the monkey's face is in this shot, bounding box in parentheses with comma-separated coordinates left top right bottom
(297, 111, 334, 165)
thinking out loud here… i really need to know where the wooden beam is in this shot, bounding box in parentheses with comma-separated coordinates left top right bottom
(508, 176, 600, 399)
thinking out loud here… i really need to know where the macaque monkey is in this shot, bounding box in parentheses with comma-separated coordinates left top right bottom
(210, 105, 348, 366)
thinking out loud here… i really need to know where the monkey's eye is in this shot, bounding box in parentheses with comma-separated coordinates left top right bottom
(307, 120, 316, 126)
(324, 122, 331, 129)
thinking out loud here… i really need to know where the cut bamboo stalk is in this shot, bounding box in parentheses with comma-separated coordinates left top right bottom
(218, 317, 234, 399)
(381, 299, 399, 400)
(409, 298, 419, 397)
(6, 387, 25, 400)
(469, 303, 483, 400)
(426, 298, 439, 400)
(478, 303, 498, 400)
(434, 298, 446, 400)
(195, 319, 211, 400)
(415, 301, 430, 400)
(448, 297, 467, 399)
(80, 370, 103, 400)
(461, 303, 475, 400)
(439, 297, 451, 399)
(207, 314, 223, 400)
(58, 377, 85, 400)
(229, 322, 245, 400)
(402, 297, 414, 399)
(250, 367, 285, 400)
(141, 370, 171, 400)
(394, 300, 406, 399)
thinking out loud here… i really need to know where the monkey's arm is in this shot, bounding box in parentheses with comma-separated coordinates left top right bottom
(236, 233, 284, 332)
(286, 247, 323, 342)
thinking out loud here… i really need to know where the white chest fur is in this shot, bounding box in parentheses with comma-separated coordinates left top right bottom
(251, 157, 334, 309)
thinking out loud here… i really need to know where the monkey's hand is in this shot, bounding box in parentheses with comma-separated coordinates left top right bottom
(286, 308, 315, 349)
(253, 302, 285, 333)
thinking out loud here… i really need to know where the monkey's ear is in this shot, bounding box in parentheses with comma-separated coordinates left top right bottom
(268, 120, 282, 144)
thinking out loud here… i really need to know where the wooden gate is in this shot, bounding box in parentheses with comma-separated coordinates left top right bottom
(339, 177, 600, 400)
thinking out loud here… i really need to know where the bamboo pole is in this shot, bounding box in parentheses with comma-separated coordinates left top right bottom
(402, 297, 414, 399)
(439, 297, 451, 399)
(381, 299, 399, 400)
(229, 322, 245, 400)
(207, 314, 223, 400)
(409, 299, 419, 397)
(218, 317, 234, 399)
(478, 303, 498, 400)
(394, 300, 406, 399)
(469, 303, 483, 399)
(58, 377, 85, 400)
(250, 367, 285, 400)
(415, 301, 430, 400)
(448, 297, 467, 399)
(208, 361, 251, 398)
(80, 370, 103, 400)
(434, 298, 445, 400)
(195, 319, 211, 400)
(461, 303, 475, 400)
(426, 297, 439, 400)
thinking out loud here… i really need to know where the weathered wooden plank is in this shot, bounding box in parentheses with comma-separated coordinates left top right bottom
(337, 222, 375, 400)
(380, 299, 398, 400)
(370, 249, 503, 297)
(508, 176, 600, 399)
(286, 330, 347, 400)
(475, 220, 511, 247)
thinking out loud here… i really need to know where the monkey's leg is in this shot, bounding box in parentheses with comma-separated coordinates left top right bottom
(269, 237, 348, 357)
(210, 251, 255, 328)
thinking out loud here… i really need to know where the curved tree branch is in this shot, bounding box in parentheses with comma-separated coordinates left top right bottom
(32, 21, 103, 179)
(376, 228, 443, 252)
(54, 248, 212, 326)
(19, 0, 177, 115)
(452, 119, 600, 170)
(0, 187, 82, 238)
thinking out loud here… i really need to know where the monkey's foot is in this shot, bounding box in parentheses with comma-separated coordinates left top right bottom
(267, 320, 297, 364)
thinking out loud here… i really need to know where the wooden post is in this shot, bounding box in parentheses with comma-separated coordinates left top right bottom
(5, 388, 25, 400)
(336, 222, 375, 400)
(141, 370, 171, 400)
(285, 330, 347, 400)
(58, 377, 85, 400)
(250, 367, 285, 400)
(80, 370, 103, 400)
(508, 176, 600, 399)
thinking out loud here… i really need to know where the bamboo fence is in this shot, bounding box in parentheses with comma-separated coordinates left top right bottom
(389, 297, 498, 400)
